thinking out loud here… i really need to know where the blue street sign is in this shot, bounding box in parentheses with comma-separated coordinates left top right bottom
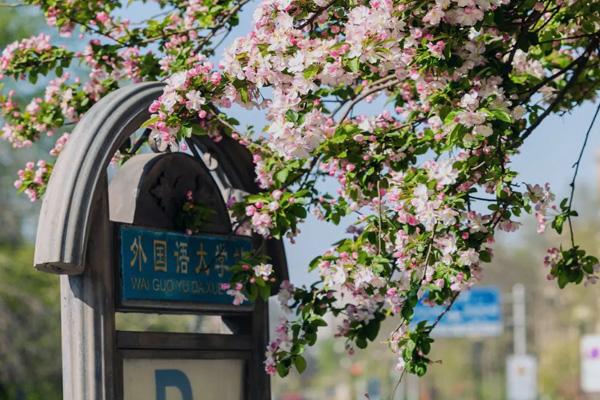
(411, 286, 503, 337)
(119, 225, 252, 304)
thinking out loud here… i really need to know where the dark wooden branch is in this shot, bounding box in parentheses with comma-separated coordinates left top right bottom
(294, 0, 337, 30)
(565, 102, 600, 246)
(520, 38, 598, 141)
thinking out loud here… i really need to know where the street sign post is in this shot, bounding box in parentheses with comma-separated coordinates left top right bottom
(411, 286, 503, 337)
(506, 354, 538, 400)
(505, 284, 538, 400)
(34, 82, 287, 400)
(581, 334, 600, 393)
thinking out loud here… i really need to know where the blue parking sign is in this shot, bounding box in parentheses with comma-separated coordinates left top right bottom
(411, 286, 503, 337)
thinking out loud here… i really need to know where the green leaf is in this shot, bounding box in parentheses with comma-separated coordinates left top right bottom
(277, 363, 290, 377)
(275, 168, 289, 184)
(479, 250, 491, 263)
(553, 215, 565, 234)
(557, 272, 568, 289)
(238, 85, 249, 103)
(285, 110, 299, 123)
(490, 109, 512, 123)
(248, 285, 258, 301)
(308, 256, 322, 271)
(289, 204, 307, 219)
(305, 331, 317, 345)
(259, 284, 271, 300)
(356, 335, 368, 349)
(365, 319, 381, 341)
(141, 116, 159, 128)
(303, 64, 321, 79)
(180, 125, 193, 138)
(294, 355, 307, 373)
(348, 58, 360, 73)
(443, 111, 459, 125)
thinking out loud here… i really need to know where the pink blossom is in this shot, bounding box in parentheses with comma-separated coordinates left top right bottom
(95, 12, 110, 26)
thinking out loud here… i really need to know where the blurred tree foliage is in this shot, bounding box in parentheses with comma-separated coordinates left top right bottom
(0, 246, 61, 400)
(0, 6, 38, 47)
(0, 5, 62, 400)
(0, 5, 46, 245)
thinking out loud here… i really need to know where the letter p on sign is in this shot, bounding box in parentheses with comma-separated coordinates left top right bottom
(155, 369, 193, 400)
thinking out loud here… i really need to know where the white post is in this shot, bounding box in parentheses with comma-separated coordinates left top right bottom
(512, 284, 527, 355)
(508, 284, 538, 400)
(406, 374, 420, 400)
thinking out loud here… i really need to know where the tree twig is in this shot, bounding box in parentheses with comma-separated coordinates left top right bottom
(334, 78, 398, 122)
(194, 0, 250, 52)
(208, 107, 238, 133)
(391, 368, 407, 398)
(294, 0, 337, 30)
(520, 38, 598, 141)
(428, 291, 460, 332)
(566, 102, 600, 247)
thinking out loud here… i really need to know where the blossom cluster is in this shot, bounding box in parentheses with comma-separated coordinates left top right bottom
(209, 0, 600, 376)
(544, 246, 600, 288)
(226, 259, 277, 305)
(0, 33, 71, 81)
(14, 160, 53, 202)
(1, 0, 251, 194)
(144, 63, 236, 149)
(1, 73, 89, 147)
(527, 183, 557, 234)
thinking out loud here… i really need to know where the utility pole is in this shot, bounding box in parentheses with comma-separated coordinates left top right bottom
(406, 374, 420, 400)
(513, 284, 527, 355)
(472, 340, 484, 399)
(506, 284, 538, 400)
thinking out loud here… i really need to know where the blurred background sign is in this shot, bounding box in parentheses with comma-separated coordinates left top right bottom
(366, 377, 381, 400)
(411, 286, 503, 338)
(506, 354, 538, 400)
(581, 334, 600, 393)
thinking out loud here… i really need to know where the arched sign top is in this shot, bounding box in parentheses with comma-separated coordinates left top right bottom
(34, 82, 287, 280)
(35, 82, 165, 274)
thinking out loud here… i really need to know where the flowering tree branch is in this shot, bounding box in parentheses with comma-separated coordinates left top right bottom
(520, 37, 599, 141)
(566, 103, 600, 247)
